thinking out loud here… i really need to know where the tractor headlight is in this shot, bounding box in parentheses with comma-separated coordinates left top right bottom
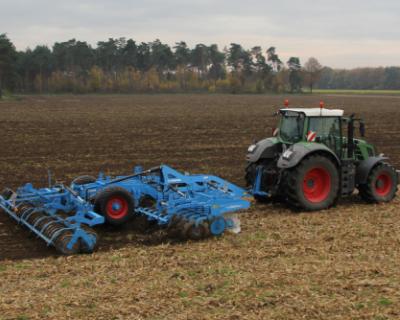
(247, 144, 257, 153)
(282, 149, 294, 160)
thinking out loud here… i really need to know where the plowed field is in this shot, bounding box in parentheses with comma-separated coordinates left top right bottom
(0, 94, 399, 319)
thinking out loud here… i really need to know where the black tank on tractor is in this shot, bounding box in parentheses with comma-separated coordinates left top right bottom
(245, 101, 399, 211)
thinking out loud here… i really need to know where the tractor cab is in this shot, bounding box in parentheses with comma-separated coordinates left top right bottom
(277, 107, 344, 156)
(276, 107, 372, 161)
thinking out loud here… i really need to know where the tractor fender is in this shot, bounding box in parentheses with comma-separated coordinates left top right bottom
(355, 156, 388, 184)
(246, 138, 281, 163)
(277, 143, 340, 169)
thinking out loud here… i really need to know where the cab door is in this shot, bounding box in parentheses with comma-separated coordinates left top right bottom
(308, 117, 342, 157)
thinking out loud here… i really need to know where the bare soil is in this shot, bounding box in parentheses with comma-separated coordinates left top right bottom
(0, 94, 399, 319)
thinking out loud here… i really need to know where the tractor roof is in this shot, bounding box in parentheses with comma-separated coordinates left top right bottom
(280, 108, 344, 117)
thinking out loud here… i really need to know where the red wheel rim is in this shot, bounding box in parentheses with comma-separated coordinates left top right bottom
(106, 196, 128, 219)
(303, 167, 332, 203)
(375, 173, 392, 197)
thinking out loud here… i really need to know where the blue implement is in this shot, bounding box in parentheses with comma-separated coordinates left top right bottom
(0, 165, 250, 254)
(72, 165, 250, 237)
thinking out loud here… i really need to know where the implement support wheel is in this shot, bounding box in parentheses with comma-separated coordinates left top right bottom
(94, 187, 135, 226)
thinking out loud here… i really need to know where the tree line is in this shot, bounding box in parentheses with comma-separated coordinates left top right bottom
(318, 67, 400, 90)
(0, 34, 399, 97)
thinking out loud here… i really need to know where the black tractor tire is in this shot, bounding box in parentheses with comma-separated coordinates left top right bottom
(284, 154, 340, 211)
(358, 162, 398, 203)
(72, 175, 97, 186)
(94, 186, 135, 226)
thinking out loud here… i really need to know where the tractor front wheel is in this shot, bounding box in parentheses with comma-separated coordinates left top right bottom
(285, 155, 339, 211)
(94, 187, 135, 226)
(358, 162, 398, 203)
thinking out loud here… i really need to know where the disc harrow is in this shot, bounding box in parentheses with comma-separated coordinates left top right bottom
(167, 215, 211, 240)
(0, 164, 250, 255)
(0, 185, 104, 255)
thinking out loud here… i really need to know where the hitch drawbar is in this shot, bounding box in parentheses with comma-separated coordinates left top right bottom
(0, 165, 250, 255)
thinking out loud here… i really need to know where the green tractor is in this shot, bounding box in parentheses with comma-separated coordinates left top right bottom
(245, 101, 399, 211)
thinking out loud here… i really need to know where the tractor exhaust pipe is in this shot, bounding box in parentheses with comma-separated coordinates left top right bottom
(347, 114, 355, 158)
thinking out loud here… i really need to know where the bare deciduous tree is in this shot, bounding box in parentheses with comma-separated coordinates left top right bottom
(304, 57, 322, 93)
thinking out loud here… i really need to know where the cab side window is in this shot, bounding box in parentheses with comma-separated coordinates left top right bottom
(308, 117, 341, 155)
(309, 117, 340, 137)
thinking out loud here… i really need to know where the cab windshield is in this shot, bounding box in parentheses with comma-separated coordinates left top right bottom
(279, 111, 305, 143)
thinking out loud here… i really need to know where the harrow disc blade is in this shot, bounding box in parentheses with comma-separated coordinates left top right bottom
(187, 223, 208, 241)
(167, 216, 184, 239)
(16, 204, 34, 218)
(55, 231, 81, 255)
(25, 211, 43, 225)
(44, 222, 64, 239)
(80, 225, 99, 254)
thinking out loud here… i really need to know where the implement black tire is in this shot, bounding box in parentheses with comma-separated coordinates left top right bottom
(285, 154, 339, 211)
(72, 175, 96, 185)
(358, 162, 398, 203)
(94, 187, 135, 226)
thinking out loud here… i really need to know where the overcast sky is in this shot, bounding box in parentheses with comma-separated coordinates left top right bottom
(1, 0, 399, 68)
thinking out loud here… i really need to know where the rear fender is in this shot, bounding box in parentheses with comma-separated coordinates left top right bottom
(277, 143, 340, 169)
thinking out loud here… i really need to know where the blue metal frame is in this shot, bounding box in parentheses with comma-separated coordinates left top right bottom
(72, 165, 250, 233)
(251, 165, 270, 198)
(0, 165, 250, 254)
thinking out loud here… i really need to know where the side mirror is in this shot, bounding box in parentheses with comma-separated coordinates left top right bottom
(359, 122, 365, 137)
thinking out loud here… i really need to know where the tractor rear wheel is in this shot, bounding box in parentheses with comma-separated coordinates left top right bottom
(285, 154, 339, 211)
(358, 162, 398, 203)
(94, 187, 135, 226)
